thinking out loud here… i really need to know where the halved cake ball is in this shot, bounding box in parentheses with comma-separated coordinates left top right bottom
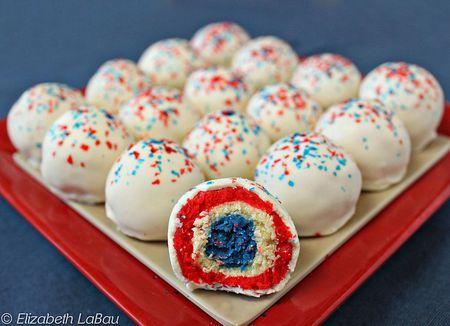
(138, 38, 205, 89)
(168, 177, 300, 297)
(359, 62, 444, 150)
(41, 106, 132, 203)
(184, 67, 252, 115)
(106, 139, 205, 240)
(247, 83, 322, 142)
(316, 99, 411, 191)
(232, 36, 298, 90)
(291, 53, 361, 108)
(191, 22, 250, 67)
(255, 133, 362, 236)
(119, 87, 200, 143)
(183, 110, 270, 179)
(7, 83, 85, 167)
(86, 59, 150, 113)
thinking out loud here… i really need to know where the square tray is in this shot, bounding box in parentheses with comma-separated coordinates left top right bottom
(0, 104, 449, 325)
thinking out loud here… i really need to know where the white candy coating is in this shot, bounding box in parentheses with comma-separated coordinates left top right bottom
(359, 62, 444, 150)
(184, 67, 252, 115)
(191, 22, 250, 67)
(7, 83, 85, 167)
(183, 110, 270, 179)
(291, 53, 361, 108)
(138, 38, 205, 89)
(86, 59, 150, 113)
(41, 106, 132, 203)
(232, 36, 298, 90)
(255, 133, 362, 236)
(247, 83, 322, 142)
(106, 139, 205, 240)
(119, 87, 200, 143)
(316, 99, 411, 191)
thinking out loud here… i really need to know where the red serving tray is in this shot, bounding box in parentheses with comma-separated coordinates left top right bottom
(0, 104, 449, 326)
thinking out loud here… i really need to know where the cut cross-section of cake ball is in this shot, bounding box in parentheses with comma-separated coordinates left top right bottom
(119, 87, 200, 143)
(359, 62, 444, 151)
(232, 36, 298, 90)
(255, 132, 362, 236)
(291, 53, 361, 108)
(138, 38, 205, 89)
(86, 59, 150, 113)
(7, 83, 85, 167)
(247, 83, 322, 142)
(168, 177, 300, 297)
(106, 139, 205, 240)
(41, 106, 133, 204)
(191, 22, 250, 67)
(316, 99, 411, 191)
(183, 110, 270, 179)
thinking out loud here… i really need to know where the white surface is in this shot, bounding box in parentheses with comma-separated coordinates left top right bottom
(14, 135, 450, 326)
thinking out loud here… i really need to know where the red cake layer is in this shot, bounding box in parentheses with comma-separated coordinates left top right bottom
(172, 186, 295, 290)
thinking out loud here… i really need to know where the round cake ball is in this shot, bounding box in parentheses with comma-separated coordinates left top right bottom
(232, 36, 298, 90)
(184, 67, 252, 115)
(191, 22, 250, 67)
(106, 139, 205, 240)
(86, 59, 150, 113)
(291, 53, 362, 108)
(183, 110, 270, 179)
(138, 38, 205, 89)
(41, 106, 132, 204)
(255, 133, 362, 236)
(316, 99, 411, 191)
(7, 83, 85, 167)
(247, 83, 322, 142)
(119, 87, 200, 143)
(359, 62, 444, 151)
(168, 177, 299, 297)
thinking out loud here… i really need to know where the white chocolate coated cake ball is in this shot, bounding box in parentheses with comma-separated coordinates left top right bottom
(86, 59, 150, 113)
(184, 67, 252, 115)
(7, 83, 85, 167)
(232, 36, 298, 90)
(183, 110, 270, 179)
(359, 62, 444, 150)
(168, 177, 299, 297)
(41, 106, 132, 204)
(138, 38, 205, 89)
(191, 22, 250, 67)
(255, 133, 362, 236)
(247, 83, 322, 142)
(316, 99, 411, 191)
(119, 87, 200, 143)
(106, 139, 205, 240)
(291, 53, 361, 108)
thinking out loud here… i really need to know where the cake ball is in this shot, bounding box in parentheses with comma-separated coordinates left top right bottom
(183, 110, 270, 179)
(255, 133, 362, 236)
(359, 62, 444, 150)
(106, 139, 205, 240)
(86, 59, 150, 113)
(41, 106, 132, 203)
(7, 83, 85, 167)
(316, 99, 411, 191)
(191, 22, 250, 67)
(138, 38, 205, 89)
(184, 67, 252, 115)
(168, 177, 300, 297)
(232, 36, 298, 90)
(119, 87, 200, 143)
(247, 83, 322, 142)
(291, 53, 362, 108)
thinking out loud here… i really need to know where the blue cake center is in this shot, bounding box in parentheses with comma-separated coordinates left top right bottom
(205, 214, 257, 269)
